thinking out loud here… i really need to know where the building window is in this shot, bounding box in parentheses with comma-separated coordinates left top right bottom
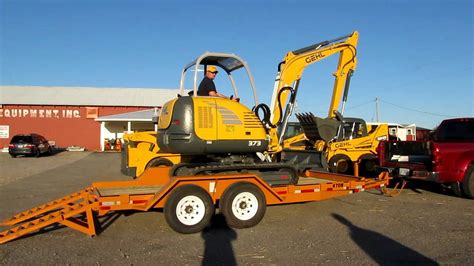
(86, 107, 99, 119)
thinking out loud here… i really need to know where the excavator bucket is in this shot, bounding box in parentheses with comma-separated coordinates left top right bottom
(296, 112, 341, 143)
(0, 187, 98, 244)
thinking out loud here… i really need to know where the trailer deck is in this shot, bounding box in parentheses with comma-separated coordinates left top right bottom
(1, 167, 391, 244)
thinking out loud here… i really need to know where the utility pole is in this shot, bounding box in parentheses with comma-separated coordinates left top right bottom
(375, 97, 380, 122)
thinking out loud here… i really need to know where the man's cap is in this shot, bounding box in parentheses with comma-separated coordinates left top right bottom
(206, 66, 218, 73)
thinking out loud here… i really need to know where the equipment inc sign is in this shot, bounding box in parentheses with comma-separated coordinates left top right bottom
(0, 125, 9, 139)
(0, 108, 81, 119)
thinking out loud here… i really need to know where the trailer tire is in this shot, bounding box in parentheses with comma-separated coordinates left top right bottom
(461, 165, 474, 199)
(164, 185, 215, 234)
(146, 158, 173, 169)
(219, 182, 266, 229)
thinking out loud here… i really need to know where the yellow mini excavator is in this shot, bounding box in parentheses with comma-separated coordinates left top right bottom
(157, 32, 363, 184)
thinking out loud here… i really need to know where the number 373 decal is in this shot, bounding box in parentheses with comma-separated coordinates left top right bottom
(248, 140, 262, 146)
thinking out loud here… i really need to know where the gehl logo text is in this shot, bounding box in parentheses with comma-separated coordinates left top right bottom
(305, 52, 326, 63)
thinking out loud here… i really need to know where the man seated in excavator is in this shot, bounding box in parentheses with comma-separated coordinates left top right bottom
(197, 65, 239, 101)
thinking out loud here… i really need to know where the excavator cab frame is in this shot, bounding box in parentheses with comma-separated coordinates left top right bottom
(179, 52, 260, 107)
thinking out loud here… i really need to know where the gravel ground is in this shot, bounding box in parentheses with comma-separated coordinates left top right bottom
(0, 151, 473, 265)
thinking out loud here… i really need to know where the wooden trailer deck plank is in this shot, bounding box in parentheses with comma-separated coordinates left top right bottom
(297, 177, 332, 185)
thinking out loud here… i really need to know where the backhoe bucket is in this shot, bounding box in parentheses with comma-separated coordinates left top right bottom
(296, 112, 340, 143)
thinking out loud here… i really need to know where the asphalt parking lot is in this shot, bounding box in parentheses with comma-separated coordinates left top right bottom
(0, 151, 473, 265)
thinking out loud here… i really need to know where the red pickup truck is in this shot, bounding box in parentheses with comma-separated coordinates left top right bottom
(378, 118, 474, 198)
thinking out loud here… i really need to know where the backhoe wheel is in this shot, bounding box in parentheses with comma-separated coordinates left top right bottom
(164, 185, 215, 234)
(461, 165, 474, 199)
(219, 182, 266, 229)
(329, 154, 352, 174)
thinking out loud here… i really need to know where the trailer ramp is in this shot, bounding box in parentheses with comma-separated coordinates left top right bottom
(0, 167, 171, 245)
(0, 187, 98, 244)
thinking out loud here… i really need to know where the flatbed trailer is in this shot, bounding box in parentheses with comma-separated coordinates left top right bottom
(0, 167, 391, 244)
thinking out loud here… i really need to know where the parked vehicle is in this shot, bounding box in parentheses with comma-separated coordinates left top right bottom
(8, 133, 52, 158)
(378, 118, 474, 198)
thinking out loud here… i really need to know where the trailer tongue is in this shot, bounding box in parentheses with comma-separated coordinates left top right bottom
(1, 167, 391, 244)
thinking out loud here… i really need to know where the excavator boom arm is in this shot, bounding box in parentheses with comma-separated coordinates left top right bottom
(271, 31, 358, 125)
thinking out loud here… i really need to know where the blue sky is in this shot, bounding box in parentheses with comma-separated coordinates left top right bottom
(1, 0, 472, 129)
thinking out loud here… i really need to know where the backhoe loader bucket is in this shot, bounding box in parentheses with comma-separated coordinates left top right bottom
(296, 112, 340, 143)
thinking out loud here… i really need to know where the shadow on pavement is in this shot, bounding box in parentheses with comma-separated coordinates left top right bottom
(201, 214, 237, 266)
(332, 213, 438, 265)
(96, 211, 123, 234)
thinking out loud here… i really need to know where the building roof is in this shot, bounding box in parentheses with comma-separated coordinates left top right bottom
(0, 86, 182, 107)
(95, 108, 158, 122)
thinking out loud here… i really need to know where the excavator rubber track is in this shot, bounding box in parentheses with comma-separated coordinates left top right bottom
(0, 187, 98, 244)
(171, 162, 299, 186)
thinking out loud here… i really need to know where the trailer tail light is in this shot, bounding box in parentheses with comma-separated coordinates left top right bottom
(131, 199, 147, 204)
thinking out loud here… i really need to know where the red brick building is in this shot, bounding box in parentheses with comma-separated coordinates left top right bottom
(0, 86, 180, 151)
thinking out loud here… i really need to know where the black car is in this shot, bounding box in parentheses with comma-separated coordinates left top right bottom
(8, 134, 52, 158)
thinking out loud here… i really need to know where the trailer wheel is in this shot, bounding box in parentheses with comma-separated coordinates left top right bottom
(219, 182, 266, 229)
(164, 185, 214, 234)
(461, 165, 474, 199)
